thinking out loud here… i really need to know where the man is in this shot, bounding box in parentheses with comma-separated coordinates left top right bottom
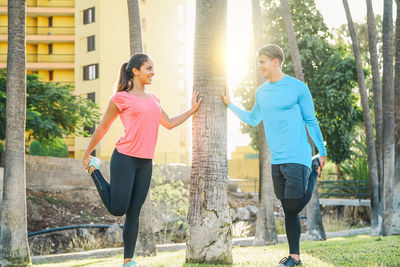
(222, 44, 327, 266)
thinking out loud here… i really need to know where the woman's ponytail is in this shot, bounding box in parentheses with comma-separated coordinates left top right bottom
(116, 54, 150, 92)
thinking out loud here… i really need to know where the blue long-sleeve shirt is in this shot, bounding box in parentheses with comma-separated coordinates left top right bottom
(228, 75, 327, 169)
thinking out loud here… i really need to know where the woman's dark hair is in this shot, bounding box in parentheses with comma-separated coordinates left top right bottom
(116, 54, 150, 92)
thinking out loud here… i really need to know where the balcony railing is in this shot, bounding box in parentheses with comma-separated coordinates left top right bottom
(0, 26, 74, 35)
(0, 53, 74, 63)
(0, 0, 74, 7)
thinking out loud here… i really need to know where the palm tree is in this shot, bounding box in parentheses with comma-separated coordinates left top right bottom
(0, 0, 31, 265)
(252, 0, 277, 246)
(342, 0, 381, 236)
(185, 0, 232, 264)
(280, 0, 326, 240)
(381, 0, 395, 236)
(127, 0, 143, 55)
(126, 0, 156, 255)
(391, 0, 400, 234)
(365, 0, 384, 236)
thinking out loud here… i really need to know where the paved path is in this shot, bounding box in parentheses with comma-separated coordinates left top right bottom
(32, 227, 371, 264)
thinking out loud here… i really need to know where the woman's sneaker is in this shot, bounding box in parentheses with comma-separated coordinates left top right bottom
(87, 156, 101, 174)
(122, 258, 139, 267)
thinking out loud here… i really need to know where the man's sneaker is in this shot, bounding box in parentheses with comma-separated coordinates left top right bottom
(278, 256, 302, 266)
(87, 156, 101, 174)
(122, 258, 139, 267)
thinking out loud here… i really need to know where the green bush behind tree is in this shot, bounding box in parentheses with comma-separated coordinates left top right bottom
(29, 138, 69, 158)
(0, 69, 101, 157)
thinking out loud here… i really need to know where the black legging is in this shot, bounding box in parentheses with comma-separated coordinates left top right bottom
(280, 169, 318, 255)
(90, 149, 152, 258)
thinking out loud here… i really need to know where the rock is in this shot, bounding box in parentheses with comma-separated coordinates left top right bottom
(230, 208, 237, 222)
(236, 207, 250, 221)
(105, 224, 123, 244)
(246, 205, 258, 219)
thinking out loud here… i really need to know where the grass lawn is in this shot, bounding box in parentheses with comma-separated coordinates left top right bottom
(33, 235, 400, 267)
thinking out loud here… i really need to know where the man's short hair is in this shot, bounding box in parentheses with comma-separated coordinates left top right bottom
(257, 44, 285, 67)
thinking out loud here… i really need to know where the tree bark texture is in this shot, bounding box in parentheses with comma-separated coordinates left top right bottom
(391, 0, 400, 234)
(127, 0, 143, 55)
(0, 0, 31, 265)
(343, 0, 381, 237)
(365, 0, 384, 236)
(381, 0, 395, 236)
(186, 0, 232, 264)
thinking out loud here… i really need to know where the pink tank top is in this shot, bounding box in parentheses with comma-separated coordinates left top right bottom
(111, 91, 161, 159)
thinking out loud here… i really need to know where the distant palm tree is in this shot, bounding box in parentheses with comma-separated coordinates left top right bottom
(381, 0, 395, 236)
(186, 0, 232, 264)
(391, 0, 400, 234)
(252, 0, 277, 246)
(280, 0, 326, 240)
(126, 0, 155, 256)
(0, 0, 31, 265)
(365, 0, 384, 236)
(342, 0, 381, 236)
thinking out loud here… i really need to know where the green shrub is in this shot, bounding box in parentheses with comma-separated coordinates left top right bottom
(150, 166, 189, 244)
(29, 138, 69, 158)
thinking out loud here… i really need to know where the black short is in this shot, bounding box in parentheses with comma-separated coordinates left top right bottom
(271, 163, 311, 200)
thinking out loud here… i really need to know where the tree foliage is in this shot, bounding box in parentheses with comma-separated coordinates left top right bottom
(235, 0, 362, 164)
(29, 138, 69, 158)
(0, 69, 101, 142)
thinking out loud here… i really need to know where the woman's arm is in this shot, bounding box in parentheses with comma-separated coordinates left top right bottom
(160, 90, 202, 130)
(82, 100, 119, 169)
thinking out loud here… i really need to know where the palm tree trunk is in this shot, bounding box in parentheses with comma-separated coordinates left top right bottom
(280, 0, 326, 240)
(252, 0, 277, 246)
(342, 0, 381, 237)
(126, 0, 156, 255)
(365, 0, 384, 236)
(0, 0, 31, 265)
(127, 0, 143, 55)
(280, 0, 304, 82)
(381, 0, 395, 236)
(391, 0, 400, 234)
(186, 0, 232, 264)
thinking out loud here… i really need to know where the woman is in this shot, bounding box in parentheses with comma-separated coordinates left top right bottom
(82, 54, 201, 267)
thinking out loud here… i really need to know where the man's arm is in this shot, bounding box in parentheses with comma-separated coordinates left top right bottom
(221, 85, 262, 127)
(298, 85, 327, 162)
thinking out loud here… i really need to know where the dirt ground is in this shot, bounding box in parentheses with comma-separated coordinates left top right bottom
(27, 188, 257, 256)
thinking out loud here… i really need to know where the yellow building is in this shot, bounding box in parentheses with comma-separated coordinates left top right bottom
(228, 145, 259, 193)
(74, 0, 192, 164)
(0, 0, 192, 164)
(0, 0, 75, 156)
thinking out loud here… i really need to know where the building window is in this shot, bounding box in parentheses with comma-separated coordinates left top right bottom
(49, 70, 53, 81)
(178, 29, 184, 42)
(84, 93, 96, 135)
(48, 43, 53, 55)
(141, 18, 147, 31)
(177, 5, 184, 24)
(83, 64, 99, 80)
(48, 16, 53, 27)
(178, 53, 184, 64)
(87, 35, 95, 52)
(83, 7, 95, 24)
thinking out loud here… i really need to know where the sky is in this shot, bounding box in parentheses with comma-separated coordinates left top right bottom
(225, 0, 388, 158)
